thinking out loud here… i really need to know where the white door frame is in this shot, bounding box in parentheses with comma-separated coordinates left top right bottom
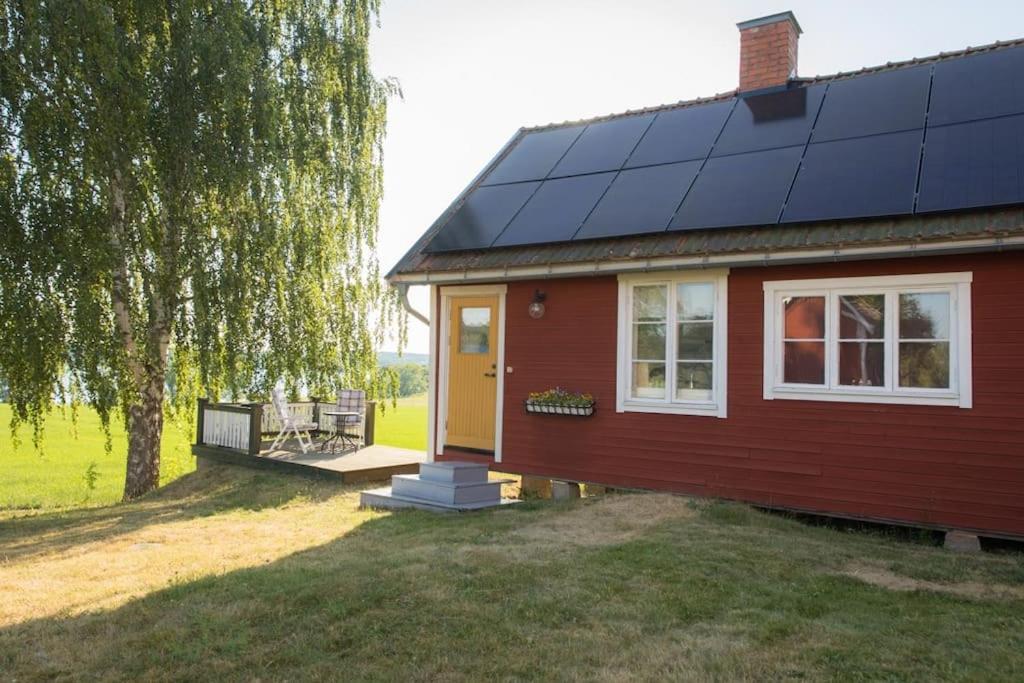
(432, 284, 507, 463)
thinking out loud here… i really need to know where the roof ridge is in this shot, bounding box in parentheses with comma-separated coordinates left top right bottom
(521, 36, 1024, 133)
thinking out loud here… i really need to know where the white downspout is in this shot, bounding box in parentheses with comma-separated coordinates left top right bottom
(396, 283, 429, 326)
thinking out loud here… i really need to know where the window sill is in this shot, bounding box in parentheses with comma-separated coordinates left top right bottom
(765, 387, 965, 408)
(617, 400, 725, 417)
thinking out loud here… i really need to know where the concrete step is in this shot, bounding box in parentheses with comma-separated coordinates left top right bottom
(391, 474, 505, 506)
(360, 486, 521, 513)
(418, 461, 489, 484)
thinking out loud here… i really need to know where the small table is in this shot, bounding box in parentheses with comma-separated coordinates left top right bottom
(320, 411, 361, 453)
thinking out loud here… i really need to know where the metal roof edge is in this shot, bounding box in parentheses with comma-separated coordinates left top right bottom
(387, 235, 1024, 285)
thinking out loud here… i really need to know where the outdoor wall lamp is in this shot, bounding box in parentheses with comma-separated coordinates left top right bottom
(528, 290, 547, 319)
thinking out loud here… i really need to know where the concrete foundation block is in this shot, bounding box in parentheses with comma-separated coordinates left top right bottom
(520, 475, 552, 499)
(552, 480, 581, 501)
(944, 530, 981, 553)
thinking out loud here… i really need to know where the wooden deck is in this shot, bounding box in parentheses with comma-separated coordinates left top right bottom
(192, 441, 426, 484)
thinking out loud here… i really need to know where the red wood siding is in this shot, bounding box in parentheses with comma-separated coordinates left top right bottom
(438, 252, 1024, 537)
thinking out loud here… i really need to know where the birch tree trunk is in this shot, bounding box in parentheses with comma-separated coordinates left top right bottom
(124, 377, 165, 499)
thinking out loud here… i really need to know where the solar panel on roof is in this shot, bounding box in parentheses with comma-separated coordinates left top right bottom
(548, 114, 655, 177)
(783, 130, 922, 223)
(711, 85, 825, 157)
(811, 66, 931, 142)
(671, 146, 803, 229)
(481, 126, 584, 185)
(492, 172, 616, 247)
(424, 182, 541, 252)
(575, 161, 702, 240)
(917, 113, 1024, 213)
(624, 100, 734, 167)
(929, 45, 1024, 127)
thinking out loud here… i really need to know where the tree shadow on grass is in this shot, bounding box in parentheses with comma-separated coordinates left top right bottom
(0, 502, 550, 680)
(0, 464, 351, 562)
(1, 497, 1023, 681)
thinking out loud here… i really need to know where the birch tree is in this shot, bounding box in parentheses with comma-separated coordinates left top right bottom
(0, 0, 402, 498)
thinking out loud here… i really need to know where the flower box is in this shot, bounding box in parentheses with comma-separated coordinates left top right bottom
(524, 388, 596, 417)
(524, 401, 595, 417)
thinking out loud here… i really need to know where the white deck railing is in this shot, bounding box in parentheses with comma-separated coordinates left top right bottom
(196, 401, 261, 454)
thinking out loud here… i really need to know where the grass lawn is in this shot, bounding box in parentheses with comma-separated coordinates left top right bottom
(0, 466, 1021, 680)
(0, 394, 427, 510)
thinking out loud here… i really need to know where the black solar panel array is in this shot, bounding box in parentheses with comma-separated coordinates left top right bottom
(425, 44, 1024, 253)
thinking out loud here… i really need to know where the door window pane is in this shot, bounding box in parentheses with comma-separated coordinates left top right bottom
(784, 341, 825, 384)
(459, 307, 490, 354)
(632, 362, 666, 399)
(677, 283, 714, 320)
(839, 294, 885, 339)
(678, 322, 713, 360)
(677, 362, 713, 400)
(900, 342, 951, 388)
(900, 293, 950, 339)
(839, 341, 885, 386)
(785, 296, 825, 338)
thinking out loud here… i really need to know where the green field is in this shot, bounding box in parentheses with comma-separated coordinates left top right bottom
(0, 404, 195, 510)
(0, 394, 427, 510)
(374, 392, 427, 451)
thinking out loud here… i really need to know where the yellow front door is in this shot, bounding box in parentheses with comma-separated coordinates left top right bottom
(446, 295, 499, 451)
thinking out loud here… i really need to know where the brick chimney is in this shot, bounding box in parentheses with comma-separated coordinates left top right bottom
(737, 11, 802, 92)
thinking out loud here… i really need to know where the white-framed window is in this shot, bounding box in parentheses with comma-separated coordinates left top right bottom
(763, 272, 973, 408)
(616, 270, 728, 417)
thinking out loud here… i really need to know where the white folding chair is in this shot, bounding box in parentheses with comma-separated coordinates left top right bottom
(269, 387, 319, 453)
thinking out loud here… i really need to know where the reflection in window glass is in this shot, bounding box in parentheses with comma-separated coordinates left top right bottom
(631, 285, 668, 399)
(677, 283, 714, 321)
(838, 294, 885, 387)
(632, 362, 666, 398)
(633, 285, 667, 321)
(785, 296, 825, 339)
(783, 296, 825, 384)
(900, 293, 950, 339)
(676, 283, 714, 401)
(899, 293, 951, 388)
(459, 307, 490, 354)
(784, 341, 825, 384)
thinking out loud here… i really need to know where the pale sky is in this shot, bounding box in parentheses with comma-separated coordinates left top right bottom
(371, 0, 1024, 353)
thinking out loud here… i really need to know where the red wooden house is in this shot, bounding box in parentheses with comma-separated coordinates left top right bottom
(388, 12, 1024, 540)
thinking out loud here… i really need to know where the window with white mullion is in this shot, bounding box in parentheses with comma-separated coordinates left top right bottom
(620, 273, 726, 415)
(763, 272, 971, 408)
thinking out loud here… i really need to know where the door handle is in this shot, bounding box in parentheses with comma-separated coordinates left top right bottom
(483, 371, 497, 378)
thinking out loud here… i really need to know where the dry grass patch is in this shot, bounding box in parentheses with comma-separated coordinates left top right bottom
(513, 492, 695, 548)
(841, 562, 1024, 601)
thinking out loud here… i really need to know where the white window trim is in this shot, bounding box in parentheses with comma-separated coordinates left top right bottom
(616, 270, 728, 418)
(763, 272, 973, 408)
